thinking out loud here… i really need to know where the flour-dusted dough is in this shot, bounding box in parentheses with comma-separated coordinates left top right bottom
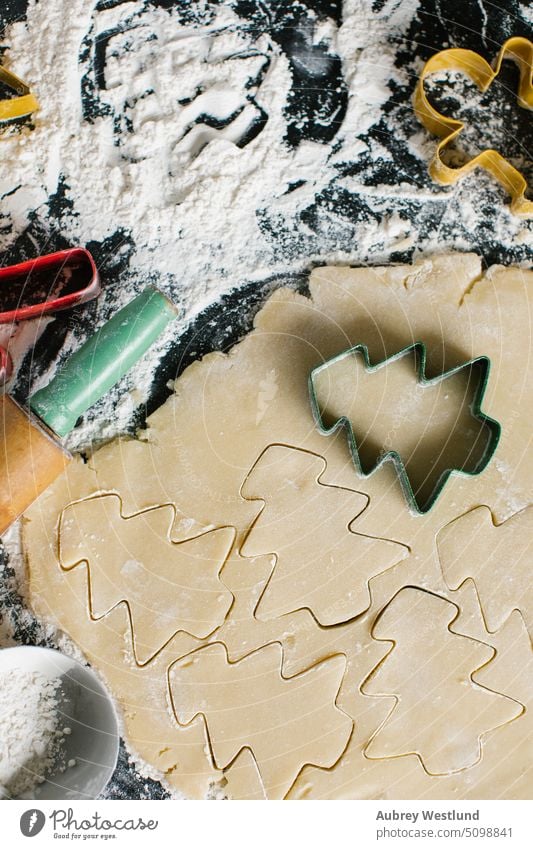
(59, 494, 234, 664)
(240, 444, 409, 625)
(438, 505, 533, 642)
(362, 587, 522, 774)
(170, 642, 351, 800)
(23, 253, 533, 798)
(288, 586, 533, 800)
(223, 748, 267, 800)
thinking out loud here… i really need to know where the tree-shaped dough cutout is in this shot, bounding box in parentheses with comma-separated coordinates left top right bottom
(362, 587, 522, 774)
(59, 494, 234, 664)
(170, 641, 352, 799)
(438, 505, 532, 642)
(241, 444, 409, 626)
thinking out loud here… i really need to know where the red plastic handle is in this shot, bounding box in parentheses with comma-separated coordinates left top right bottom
(0, 346, 10, 383)
(0, 247, 101, 381)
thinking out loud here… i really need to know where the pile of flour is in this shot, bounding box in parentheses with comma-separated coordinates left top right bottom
(0, 667, 73, 798)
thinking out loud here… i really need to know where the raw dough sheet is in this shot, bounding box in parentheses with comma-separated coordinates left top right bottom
(23, 253, 532, 799)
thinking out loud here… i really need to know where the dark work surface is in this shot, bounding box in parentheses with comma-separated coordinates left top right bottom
(1, 0, 532, 408)
(0, 0, 531, 799)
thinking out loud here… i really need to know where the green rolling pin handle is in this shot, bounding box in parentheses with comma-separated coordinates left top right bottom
(30, 287, 178, 438)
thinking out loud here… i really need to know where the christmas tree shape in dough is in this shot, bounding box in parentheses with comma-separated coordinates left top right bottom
(170, 641, 352, 799)
(438, 506, 532, 642)
(59, 494, 234, 664)
(362, 587, 522, 774)
(241, 444, 409, 626)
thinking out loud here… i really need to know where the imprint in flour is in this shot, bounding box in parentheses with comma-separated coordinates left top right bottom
(437, 505, 533, 643)
(58, 493, 235, 665)
(169, 640, 352, 800)
(240, 443, 410, 626)
(361, 586, 523, 775)
(88, 8, 272, 165)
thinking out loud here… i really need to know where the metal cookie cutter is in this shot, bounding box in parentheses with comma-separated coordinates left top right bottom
(0, 248, 100, 381)
(0, 66, 39, 121)
(414, 36, 533, 217)
(309, 342, 501, 514)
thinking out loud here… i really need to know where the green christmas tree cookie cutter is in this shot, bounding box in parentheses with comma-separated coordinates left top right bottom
(308, 341, 501, 514)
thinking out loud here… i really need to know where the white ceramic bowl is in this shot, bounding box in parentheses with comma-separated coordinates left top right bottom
(0, 645, 119, 800)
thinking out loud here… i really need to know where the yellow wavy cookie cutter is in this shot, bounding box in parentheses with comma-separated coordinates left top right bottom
(0, 65, 39, 122)
(414, 36, 533, 217)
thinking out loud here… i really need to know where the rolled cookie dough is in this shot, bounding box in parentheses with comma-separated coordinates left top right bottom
(22, 253, 532, 798)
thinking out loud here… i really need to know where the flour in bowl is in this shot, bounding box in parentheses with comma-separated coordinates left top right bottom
(0, 667, 73, 799)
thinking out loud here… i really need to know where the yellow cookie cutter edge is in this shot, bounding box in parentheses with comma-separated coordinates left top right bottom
(414, 36, 533, 217)
(0, 65, 39, 122)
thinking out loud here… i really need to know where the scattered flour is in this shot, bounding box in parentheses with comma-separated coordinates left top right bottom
(0, 0, 423, 316)
(1, 1, 321, 304)
(0, 0, 528, 326)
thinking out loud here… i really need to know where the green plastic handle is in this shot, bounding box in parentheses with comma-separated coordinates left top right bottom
(30, 287, 177, 437)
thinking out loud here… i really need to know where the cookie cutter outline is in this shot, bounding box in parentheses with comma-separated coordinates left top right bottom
(413, 36, 533, 217)
(308, 341, 502, 515)
(0, 65, 39, 122)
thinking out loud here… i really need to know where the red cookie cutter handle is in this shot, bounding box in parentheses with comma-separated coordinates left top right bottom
(0, 247, 101, 382)
(0, 346, 10, 384)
